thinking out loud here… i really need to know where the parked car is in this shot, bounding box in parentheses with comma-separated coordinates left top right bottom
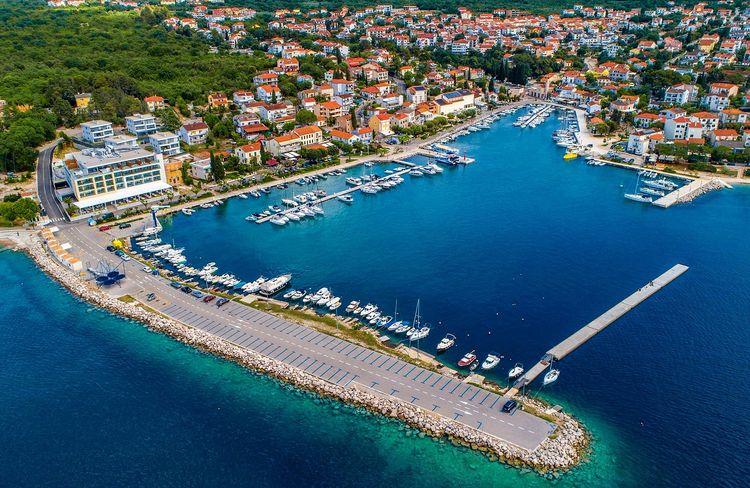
(120, 255, 131, 262)
(98, 225, 112, 232)
(191, 290, 204, 298)
(202, 295, 215, 303)
(180, 286, 192, 294)
(502, 400, 519, 414)
(142, 266, 152, 273)
(170, 281, 181, 289)
(114, 250, 124, 257)
(118, 223, 132, 229)
(216, 297, 229, 307)
(106, 245, 116, 252)
(146, 293, 156, 302)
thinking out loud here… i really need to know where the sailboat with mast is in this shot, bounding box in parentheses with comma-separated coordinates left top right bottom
(624, 172, 653, 203)
(408, 299, 431, 342)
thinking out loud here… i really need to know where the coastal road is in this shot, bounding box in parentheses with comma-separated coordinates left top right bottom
(35, 139, 67, 223)
(56, 222, 556, 452)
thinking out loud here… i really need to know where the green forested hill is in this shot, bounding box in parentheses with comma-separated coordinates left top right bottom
(0, 2, 275, 118)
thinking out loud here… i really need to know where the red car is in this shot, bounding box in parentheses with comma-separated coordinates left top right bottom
(202, 295, 216, 303)
(98, 225, 112, 231)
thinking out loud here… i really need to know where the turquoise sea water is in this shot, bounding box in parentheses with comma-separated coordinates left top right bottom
(3, 112, 749, 486)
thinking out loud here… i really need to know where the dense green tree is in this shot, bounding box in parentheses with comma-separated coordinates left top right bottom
(295, 109, 317, 125)
(156, 108, 181, 132)
(209, 152, 225, 181)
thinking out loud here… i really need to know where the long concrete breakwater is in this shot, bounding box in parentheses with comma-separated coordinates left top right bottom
(506, 264, 689, 398)
(652, 178, 732, 208)
(17, 231, 588, 473)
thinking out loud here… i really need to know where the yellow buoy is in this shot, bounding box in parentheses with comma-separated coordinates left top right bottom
(563, 152, 578, 160)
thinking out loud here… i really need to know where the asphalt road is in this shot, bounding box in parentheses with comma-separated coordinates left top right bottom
(35, 140, 67, 223)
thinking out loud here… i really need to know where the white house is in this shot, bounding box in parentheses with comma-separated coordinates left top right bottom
(179, 122, 210, 145)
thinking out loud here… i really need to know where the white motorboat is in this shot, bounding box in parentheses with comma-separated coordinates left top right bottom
(300, 206, 316, 217)
(282, 198, 298, 207)
(310, 205, 324, 215)
(387, 320, 404, 332)
(291, 290, 306, 300)
(640, 187, 665, 197)
(259, 274, 292, 296)
(395, 322, 411, 334)
(346, 300, 360, 313)
(642, 179, 673, 191)
(286, 212, 301, 221)
(436, 333, 456, 353)
(377, 315, 392, 328)
(543, 368, 560, 385)
(508, 363, 524, 379)
(481, 353, 502, 370)
(346, 177, 362, 186)
(270, 216, 287, 226)
(337, 194, 354, 203)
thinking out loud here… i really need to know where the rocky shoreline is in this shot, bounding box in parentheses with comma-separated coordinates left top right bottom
(675, 178, 728, 205)
(21, 233, 588, 474)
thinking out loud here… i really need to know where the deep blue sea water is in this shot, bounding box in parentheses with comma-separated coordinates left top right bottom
(2, 112, 749, 486)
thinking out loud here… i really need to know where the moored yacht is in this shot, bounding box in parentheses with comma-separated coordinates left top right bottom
(508, 362, 524, 379)
(436, 333, 456, 353)
(259, 274, 292, 296)
(481, 353, 502, 370)
(458, 350, 477, 367)
(543, 368, 560, 385)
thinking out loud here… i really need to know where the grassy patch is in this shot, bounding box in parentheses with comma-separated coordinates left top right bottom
(249, 301, 439, 372)
(117, 295, 136, 303)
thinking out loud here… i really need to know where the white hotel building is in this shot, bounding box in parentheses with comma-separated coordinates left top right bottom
(125, 113, 158, 137)
(81, 120, 114, 144)
(63, 145, 170, 212)
(148, 131, 181, 156)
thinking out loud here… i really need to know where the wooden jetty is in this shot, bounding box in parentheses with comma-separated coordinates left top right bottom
(505, 264, 689, 398)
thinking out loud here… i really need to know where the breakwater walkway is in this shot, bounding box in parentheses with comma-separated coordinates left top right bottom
(505, 264, 689, 398)
(653, 178, 732, 208)
(51, 220, 557, 453)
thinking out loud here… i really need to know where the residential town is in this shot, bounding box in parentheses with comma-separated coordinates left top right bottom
(39, 0, 750, 214)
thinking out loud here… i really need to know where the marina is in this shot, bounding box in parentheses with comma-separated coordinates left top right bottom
(514, 104, 555, 129)
(22, 99, 749, 487)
